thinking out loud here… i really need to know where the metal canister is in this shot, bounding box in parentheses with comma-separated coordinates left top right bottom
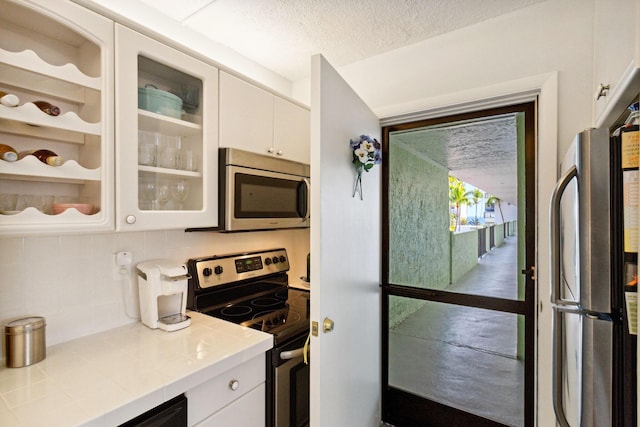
(5, 316, 46, 368)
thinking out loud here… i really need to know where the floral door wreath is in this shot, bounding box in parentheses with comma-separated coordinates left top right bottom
(350, 135, 382, 200)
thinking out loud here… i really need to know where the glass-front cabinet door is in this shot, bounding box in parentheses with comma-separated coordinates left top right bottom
(115, 25, 218, 231)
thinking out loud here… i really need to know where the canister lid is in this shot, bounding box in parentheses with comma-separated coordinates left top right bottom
(5, 316, 46, 334)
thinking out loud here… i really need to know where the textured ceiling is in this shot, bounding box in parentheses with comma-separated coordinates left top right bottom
(391, 115, 518, 205)
(137, 0, 545, 81)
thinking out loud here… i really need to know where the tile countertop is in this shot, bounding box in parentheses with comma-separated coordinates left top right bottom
(0, 311, 273, 427)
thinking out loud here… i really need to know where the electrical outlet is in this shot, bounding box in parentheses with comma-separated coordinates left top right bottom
(113, 251, 133, 280)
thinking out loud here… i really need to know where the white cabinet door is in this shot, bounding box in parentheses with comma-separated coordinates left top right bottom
(274, 96, 310, 164)
(593, 0, 640, 126)
(219, 71, 274, 156)
(0, 0, 114, 235)
(309, 54, 381, 427)
(220, 71, 310, 163)
(115, 24, 218, 231)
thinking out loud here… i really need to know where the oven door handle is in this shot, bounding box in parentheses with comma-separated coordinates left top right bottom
(280, 347, 304, 361)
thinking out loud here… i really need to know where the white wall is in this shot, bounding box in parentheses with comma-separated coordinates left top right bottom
(0, 228, 309, 358)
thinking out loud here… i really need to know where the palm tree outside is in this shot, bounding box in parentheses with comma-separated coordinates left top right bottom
(468, 188, 484, 226)
(486, 195, 504, 223)
(448, 176, 470, 231)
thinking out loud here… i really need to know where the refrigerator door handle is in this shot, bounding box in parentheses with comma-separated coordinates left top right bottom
(550, 164, 578, 427)
(550, 164, 579, 307)
(552, 308, 571, 427)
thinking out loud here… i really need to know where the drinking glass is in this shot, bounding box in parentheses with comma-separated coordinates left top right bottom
(180, 149, 198, 171)
(138, 131, 157, 166)
(16, 195, 48, 213)
(139, 182, 156, 210)
(158, 135, 177, 169)
(171, 181, 190, 210)
(157, 184, 171, 210)
(0, 193, 18, 214)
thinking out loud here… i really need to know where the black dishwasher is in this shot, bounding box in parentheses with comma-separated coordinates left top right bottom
(119, 394, 187, 427)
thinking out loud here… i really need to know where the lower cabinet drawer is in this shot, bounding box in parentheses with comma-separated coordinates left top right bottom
(194, 383, 265, 427)
(186, 354, 265, 425)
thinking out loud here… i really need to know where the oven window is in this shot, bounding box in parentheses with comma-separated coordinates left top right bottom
(290, 362, 310, 427)
(235, 173, 306, 218)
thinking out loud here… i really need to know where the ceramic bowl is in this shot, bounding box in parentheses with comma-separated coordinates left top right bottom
(138, 85, 183, 119)
(52, 203, 94, 215)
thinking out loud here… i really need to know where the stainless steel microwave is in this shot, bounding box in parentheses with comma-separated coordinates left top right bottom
(218, 148, 310, 232)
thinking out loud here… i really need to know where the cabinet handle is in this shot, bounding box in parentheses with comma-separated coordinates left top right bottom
(276, 150, 283, 156)
(596, 83, 610, 100)
(229, 380, 239, 391)
(267, 147, 275, 154)
(125, 215, 136, 224)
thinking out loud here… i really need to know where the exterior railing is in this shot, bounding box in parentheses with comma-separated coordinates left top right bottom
(451, 220, 516, 284)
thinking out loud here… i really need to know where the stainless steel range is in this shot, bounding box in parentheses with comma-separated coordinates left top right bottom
(187, 248, 310, 427)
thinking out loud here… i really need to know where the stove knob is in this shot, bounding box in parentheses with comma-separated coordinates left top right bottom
(279, 255, 286, 263)
(265, 258, 272, 265)
(272, 256, 279, 264)
(202, 267, 212, 277)
(214, 265, 224, 275)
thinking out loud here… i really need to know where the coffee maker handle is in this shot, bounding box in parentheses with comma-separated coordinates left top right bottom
(162, 274, 191, 281)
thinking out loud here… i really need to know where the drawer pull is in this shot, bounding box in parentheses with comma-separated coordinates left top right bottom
(229, 379, 239, 391)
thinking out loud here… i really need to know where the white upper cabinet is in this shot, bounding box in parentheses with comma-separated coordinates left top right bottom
(0, 0, 114, 235)
(219, 71, 273, 155)
(273, 96, 311, 164)
(593, 0, 640, 127)
(115, 25, 218, 231)
(219, 71, 310, 164)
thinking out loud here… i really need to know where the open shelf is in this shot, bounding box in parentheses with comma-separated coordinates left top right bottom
(0, 155, 100, 183)
(138, 165, 201, 179)
(0, 48, 100, 91)
(138, 109, 202, 136)
(0, 0, 114, 235)
(0, 103, 100, 135)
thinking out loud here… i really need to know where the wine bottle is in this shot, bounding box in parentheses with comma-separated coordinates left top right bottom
(18, 149, 64, 166)
(0, 91, 19, 107)
(0, 143, 18, 162)
(33, 101, 60, 116)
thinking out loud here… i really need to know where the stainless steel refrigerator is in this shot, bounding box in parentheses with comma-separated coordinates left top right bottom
(550, 120, 638, 426)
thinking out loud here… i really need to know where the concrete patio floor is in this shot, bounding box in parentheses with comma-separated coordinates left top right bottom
(388, 235, 524, 427)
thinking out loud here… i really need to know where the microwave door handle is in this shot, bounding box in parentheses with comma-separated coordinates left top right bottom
(298, 178, 310, 220)
(304, 178, 310, 220)
(550, 164, 578, 306)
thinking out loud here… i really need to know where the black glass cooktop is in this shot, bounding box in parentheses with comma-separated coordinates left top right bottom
(203, 286, 310, 344)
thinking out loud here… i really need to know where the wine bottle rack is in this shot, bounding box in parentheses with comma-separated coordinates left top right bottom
(0, 0, 114, 234)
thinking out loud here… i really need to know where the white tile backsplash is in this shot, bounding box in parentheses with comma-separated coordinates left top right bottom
(0, 228, 309, 359)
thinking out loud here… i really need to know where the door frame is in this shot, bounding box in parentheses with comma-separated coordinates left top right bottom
(379, 72, 559, 426)
(381, 102, 536, 426)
